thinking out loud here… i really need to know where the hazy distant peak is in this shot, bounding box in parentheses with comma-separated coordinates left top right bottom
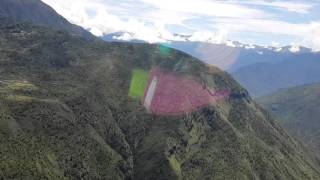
(289, 44, 301, 53)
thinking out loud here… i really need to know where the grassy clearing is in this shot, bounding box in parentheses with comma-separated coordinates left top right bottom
(128, 69, 149, 98)
(0, 80, 38, 93)
(168, 156, 181, 177)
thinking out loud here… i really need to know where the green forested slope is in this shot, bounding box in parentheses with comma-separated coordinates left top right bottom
(258, 83, 320, 159)
(0, 18, 320, 179)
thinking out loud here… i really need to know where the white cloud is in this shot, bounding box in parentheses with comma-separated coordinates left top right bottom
(212, 18, 309, 36)
(89, 27, 104, 36)
(245, 44, 256, 49)
(188, 30, 228, 44)
(226, 40, 236, 47)
(236, 1, 314, 14)
(42, 0, 176, 43)
(114, 32, 134, 41)
(140, 0, 269, 18)
(265, 1, 313, 14)
(303, 22, 320, 51)
(271, 41, 281, 47)
(41, 0, 320, 50)
(209, 17, 320, 50)
(213, 18, 320, 50)
(289, 43, 301, 52)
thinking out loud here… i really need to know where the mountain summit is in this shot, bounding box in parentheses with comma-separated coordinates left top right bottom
(0, 0, 95, 40)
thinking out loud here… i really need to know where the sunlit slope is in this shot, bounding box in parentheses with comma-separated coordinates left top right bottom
(0, 18, 320, 179)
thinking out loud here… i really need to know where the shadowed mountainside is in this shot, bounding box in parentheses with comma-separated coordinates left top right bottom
(257, 83, 320, 159)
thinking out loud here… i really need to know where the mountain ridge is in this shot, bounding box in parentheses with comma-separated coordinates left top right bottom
(0, 0, 96, 40)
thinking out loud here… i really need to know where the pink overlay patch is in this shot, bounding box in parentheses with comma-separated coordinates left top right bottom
(143, 68, 230, 115)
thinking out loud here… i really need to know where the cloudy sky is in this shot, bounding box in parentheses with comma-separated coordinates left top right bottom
(42, 0, 320, 50)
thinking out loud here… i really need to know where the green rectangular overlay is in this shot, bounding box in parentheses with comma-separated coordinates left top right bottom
(128, 69, 149, 98)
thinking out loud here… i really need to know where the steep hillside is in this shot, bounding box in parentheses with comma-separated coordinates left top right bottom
(257, 83, 320, 159)
(1, 18, 320, 179)
(0, 0, 95, 40)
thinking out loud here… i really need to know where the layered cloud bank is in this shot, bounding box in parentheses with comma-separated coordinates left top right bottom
(42, 0, 320, 50)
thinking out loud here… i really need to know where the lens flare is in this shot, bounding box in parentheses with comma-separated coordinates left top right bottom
(194, 43, 240, 70)
(158, 43, 172, 57)
(128, 67, 229, 115)
(142, 68, 229, 115)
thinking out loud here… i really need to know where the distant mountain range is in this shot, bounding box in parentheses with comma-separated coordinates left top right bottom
(232, 53, 320, 96)
(257, 83, 320, 159)
(1, 0, 320, 179)
(105, 31, 320, 97)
